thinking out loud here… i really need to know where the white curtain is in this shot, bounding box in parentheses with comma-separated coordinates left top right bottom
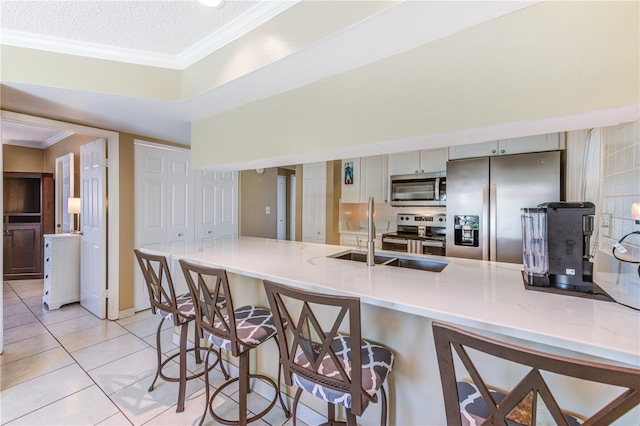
(581, 128, 601, 256)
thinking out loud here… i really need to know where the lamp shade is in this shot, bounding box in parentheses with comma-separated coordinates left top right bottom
(68, 197, 81, 214)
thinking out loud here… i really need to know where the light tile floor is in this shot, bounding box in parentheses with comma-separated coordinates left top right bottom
(1, 279, 300, 426)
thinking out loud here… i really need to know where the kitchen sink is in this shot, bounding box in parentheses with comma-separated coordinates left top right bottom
(329, 250, 448, 273)
(331, 251, 397, 265)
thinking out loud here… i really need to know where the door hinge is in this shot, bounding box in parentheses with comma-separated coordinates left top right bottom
(102, 289, 109, 298)
(102, 159, 109, 168)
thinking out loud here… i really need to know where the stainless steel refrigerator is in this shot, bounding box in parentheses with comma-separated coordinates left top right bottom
(445, 151, 561, 263)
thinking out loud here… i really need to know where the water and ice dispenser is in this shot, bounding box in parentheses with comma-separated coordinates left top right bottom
(521, 202, 595, 293)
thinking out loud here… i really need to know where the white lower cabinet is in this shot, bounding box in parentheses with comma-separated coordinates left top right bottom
(43, 234, 81, 310)
(339, 232, 382, 249)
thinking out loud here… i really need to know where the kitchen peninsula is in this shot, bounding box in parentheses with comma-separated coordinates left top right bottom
(141, 236, 639, 425)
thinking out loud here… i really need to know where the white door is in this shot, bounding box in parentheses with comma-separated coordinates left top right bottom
(80, 139, 107, 319)
(289, 174, 296, 241)
(55, 153, 74, 233)
(166, 150, 193, 246)
(194, 169, 217, 243)
(277, 175, 286, 240)
(218, 171, 238, 239)
(302, 162, 326, 244)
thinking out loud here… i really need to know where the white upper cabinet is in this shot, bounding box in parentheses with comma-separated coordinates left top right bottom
(360, 155, 388, 203)
(388, 148, 448, 176)
(340, 156, 387, 203)
(448, 133, 564, 160)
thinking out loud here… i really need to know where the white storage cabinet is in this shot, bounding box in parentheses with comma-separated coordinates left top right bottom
(341, 155, 388, 203)
(448, 133, 564, 160)
(388, 148, 448, 176)
(43, 233, 81, 310)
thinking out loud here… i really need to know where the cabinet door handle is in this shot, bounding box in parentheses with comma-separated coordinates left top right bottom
(492, 149, 497, 154)
(500, 149, 505, 154)
(177, 233, 183, 237)
(415, 170, 419, 174)
(207, 230, 212, 234)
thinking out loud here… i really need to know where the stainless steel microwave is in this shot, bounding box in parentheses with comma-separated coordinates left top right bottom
(389, 172, 446, 206)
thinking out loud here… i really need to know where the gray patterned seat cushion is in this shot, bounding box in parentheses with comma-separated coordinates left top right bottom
(457, 381, 582, 426)
(155, 293, 195, 324)
(291, 334, 394, 410)
(203, 305, 277, 351)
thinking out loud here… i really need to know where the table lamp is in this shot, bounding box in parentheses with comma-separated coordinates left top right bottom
(68, 197, 81, 233)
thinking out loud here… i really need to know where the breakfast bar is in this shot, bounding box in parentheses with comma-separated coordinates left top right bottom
(141, 236, 640, 425)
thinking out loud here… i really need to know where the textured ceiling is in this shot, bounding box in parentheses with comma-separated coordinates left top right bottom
(0, 0, 258, 56)
(1, 120, 74, 149)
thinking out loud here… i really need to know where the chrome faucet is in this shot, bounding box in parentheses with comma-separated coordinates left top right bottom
(367, 196, 376, 266)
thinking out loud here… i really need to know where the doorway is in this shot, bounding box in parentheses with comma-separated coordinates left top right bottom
(1, 111, 120, 322)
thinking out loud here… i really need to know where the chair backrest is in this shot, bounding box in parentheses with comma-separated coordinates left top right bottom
(178, 259, 240, 355)
(134, 249, 181, 325)
(432, 321, 640, 426)
(263, 280, 371, 416)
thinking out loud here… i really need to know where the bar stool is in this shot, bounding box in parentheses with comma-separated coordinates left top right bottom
(432, 321, 640, 425)
(134, 249, 225, 413)
(263, 279, 395, 426)
(179, 259, 290, 426)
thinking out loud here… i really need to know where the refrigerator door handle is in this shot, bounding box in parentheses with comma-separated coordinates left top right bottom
(489, 183, 497, 261)
(482, 184, 490, 261)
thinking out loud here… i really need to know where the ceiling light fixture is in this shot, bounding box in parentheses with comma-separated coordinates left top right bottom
(199, 0, 223, 8)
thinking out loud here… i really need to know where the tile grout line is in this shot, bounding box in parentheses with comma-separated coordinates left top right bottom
(3, 280, 143, 425)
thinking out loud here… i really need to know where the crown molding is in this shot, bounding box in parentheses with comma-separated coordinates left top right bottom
(177, 0, 298, 69)
(0, 1, 298, 70)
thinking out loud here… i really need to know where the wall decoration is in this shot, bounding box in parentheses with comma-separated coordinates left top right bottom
(344, 162, 353, 185)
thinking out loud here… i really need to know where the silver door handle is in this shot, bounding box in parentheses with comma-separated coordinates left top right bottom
(482, 184, 489, 261)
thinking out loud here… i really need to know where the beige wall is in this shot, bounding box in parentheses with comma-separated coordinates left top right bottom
(240, 168, 279, 239)
(43, 133, 96, 195)
(191, 1, 639, 169)
(3, 145, 44, 172)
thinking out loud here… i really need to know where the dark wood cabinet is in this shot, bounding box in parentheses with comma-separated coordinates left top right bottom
(3, 172, 54, 280)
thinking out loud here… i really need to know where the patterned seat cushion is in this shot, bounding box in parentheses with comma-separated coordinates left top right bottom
(155, 293, 195, 324)
(457, 381, 582, 426)
(291, 334, 394, 410)
(203, 305, 277, 351)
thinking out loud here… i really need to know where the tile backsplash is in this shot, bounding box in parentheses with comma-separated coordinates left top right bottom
(595, 119, 639, 308)
(340, 202, 445, 232)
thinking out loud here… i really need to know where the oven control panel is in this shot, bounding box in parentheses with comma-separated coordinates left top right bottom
(396, 214, 446, 227)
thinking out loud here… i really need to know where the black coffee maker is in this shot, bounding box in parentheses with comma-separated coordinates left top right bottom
(521, 202, 596, 293)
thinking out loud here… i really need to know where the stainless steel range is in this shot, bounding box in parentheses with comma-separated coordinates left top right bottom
(382, 213, 446, 255)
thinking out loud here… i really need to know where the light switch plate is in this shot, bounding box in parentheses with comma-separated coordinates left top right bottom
(265, 206, 271, 214)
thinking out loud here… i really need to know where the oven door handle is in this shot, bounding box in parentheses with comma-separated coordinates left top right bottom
(422, 240, 445, 248)
(382, 237, 409, 245)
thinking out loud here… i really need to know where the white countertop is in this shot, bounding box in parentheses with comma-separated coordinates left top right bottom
(142, 237, 639, 366)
